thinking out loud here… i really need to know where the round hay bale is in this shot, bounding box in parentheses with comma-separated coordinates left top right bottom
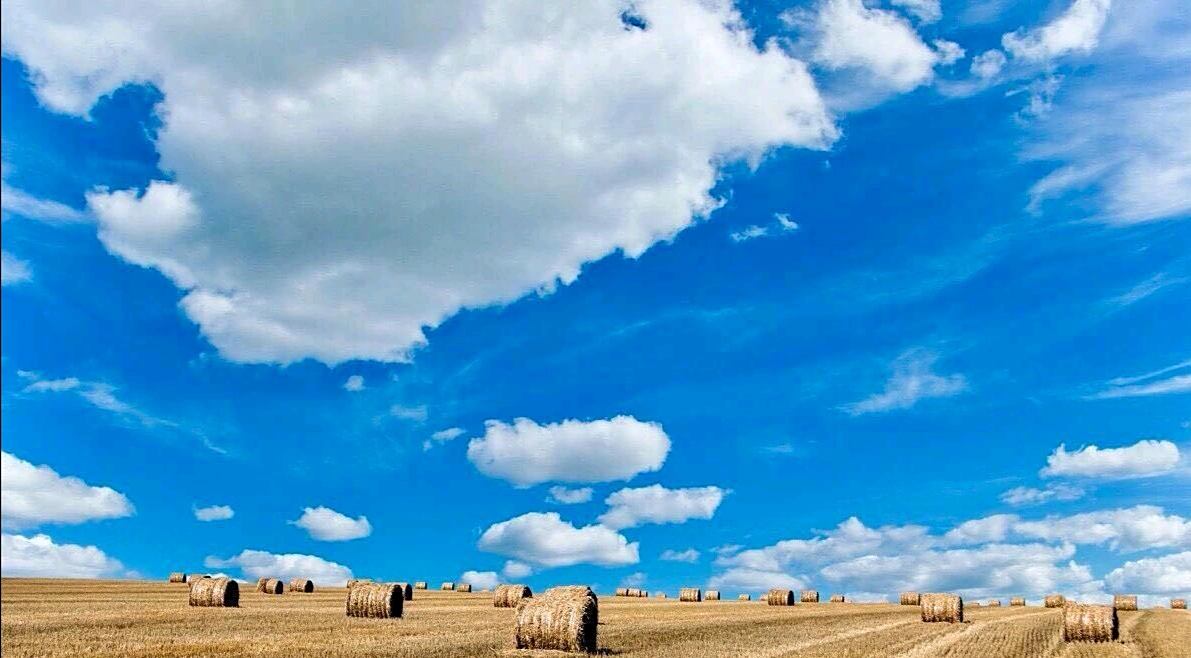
(414, 581, 427, 590)
(656, 592, 667, 599)
(615, 587, 629, 597)
(705, 590, 721, 601)
(625, 587, 642, 598)
(921, 593, 963, 623)
(441, 581, 455, 591)
(738, 594, 751, 601)
(169, 572, 186, 583)
(679, 587, 702, 602)
(830, 594, 845, 603)
(455, 583, 473, 593)
(1171, 598, 1185, 610)
(190, 577, 239, 607)
(288, 578, 314, 593)
(1113, 594, 1137, 611)
(1010, 597, 1026, 607)
(494, 584, 532, 608)
(1045, 594, 1066, 608)
(256, 577, 269, 592)
(188, 574, 209, 583)
(899, 591, 920, 606)
(261, 578, 284, 595)
(987, 599, 1002, 607)
(1063, 603, 1117, 642)
(392, 582, 413, 600)
(767, 588, 795, 606)
(638, 590, 649, 598)
(801, 590, 819, 603)
(346, 582, 403, 618)
(513, 585, 597, 653)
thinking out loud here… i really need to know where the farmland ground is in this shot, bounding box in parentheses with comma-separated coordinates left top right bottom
(2, 579, 1188, 657)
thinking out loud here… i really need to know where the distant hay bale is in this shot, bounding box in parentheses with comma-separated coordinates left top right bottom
(679, 587, 702, 602)
(441, 582, 455, 591)
(921, 593, 963, 623)
(1171, 598, 1185, 610)
(513, 585, 597, 653)
(189, 577, 239, 608)
(638, 590, 648, 598)
(1113, 595, 1137, 611)
(615, 587, 628, 597)
(767, 589, 795, 606)
(705, 590, 721, 601)
(261, 578, 284, 595)
(1011, 597, 1026, 607)
(801, 590, 819, 603)
(899, 592, 920, 606)
(288, 578, 314, 593)
(656, 593, 667, 599)
(169, 572, 186, 583)
(830, 594, 845, 603)
(738, 594, 751, 601)
(394, 582, 413, 600)
(625, 588, 642, 598)
(414, 581, 427, 590)
(455, 583, 473, 593)
(494, 584, 532, 608)
(346, 579, 372, 589)
(1045, 594, 1066, 608)
(345, 582, 403, 619)
(1063, 603, 1118, 642)
(987, 600, 1002, 607)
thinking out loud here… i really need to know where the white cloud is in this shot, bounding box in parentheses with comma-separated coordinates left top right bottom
(2, 250, 32, 286)
(729, 212, 799, 242)
(467, 416, 669, 487)
(1, 1, 835, 365)
(1089, 360, 1191, 399)
(660, 548, 700, 563)
(709, 568, 805, 592)
(891, 0, 941, 24)
(1040, 439, 1180, 479)
(423, 426, 465, 451)
(933, 40, 965, 66)
(1002, 0, 1112, 62)
(342, 375, 365, 392)
(460, 570, 500, 590)
(206, 549, 352, 586)
(718, 517, 933, 572)
(18, 371, 173, 428)
(502, 560, 533, 579)
(477, 511, 639, 568)
(1013, 506, 1191, 552)
(194, 505, 234, 522)
(842, 349, 968, 415)
(1104, 551, 1191, 594)
(1, 180, 86, 222)
(389, 404, 428, 423)
(290, 506, 372, 541)
(1, 451, 134, 530)
(548, 486, 594, 505)
(598, 484, 726, 529)
(18, 373, 80, 393)
(970, 49, 1007, 78)
(620, 571, 648, 588)
(944, 514, 1018, 545)
(1, 533, 124, 578)
(1000, 484, 1085, 506)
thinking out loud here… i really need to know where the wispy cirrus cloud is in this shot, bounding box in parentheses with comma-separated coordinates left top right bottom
(842, 350, 967, 415)
(1087, 359, 1191, 399)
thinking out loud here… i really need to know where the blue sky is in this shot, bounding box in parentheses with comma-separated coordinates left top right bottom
(1, 0, 1188, 603)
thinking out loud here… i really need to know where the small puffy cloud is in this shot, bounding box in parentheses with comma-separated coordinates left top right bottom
(598, 484, 727, 529)
(709, 568, 805, 592)
(342, 375, 365, 392)
(1040, 439, 1180, 479)
(477, 512, 639, 568)
(944, 514, 1019, 545)
(423, 426, 465, 451)
(548, 486, 594, 505)
(502, 560, 533, 580)
(1104, 551, 1191, 594)
(194, 505, 234, 522)
(467, 416, 669, 487)
(660, 548, 700, 563)
(206, 549, 352, 586)
(1, 533, 124, 578)
(1002, 0, 1112, 62)
(1013, 505, 1191, 552)
(970, 50, 1007, 79)
(1000, 484, 1085, 507)
(2, 250, 32, 286)
(1, 451, 134, 530)
(290, 506, 372, 542)
(460, 570, 500, 590)
(933, 40, 965, 66)
(842, 350, 967, 415)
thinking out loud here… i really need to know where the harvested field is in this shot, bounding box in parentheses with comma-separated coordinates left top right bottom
(3, 579, 1190, 657)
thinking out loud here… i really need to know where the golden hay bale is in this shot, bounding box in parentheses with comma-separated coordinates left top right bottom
(987, 600, 1002, 607)
(256, 577, 269, 592)
(288, 578, 314, 593)
(679, 587, 702, 602)
(920, 593, 963, 623)
(830, 594, 845, 603)
(1045, 594, 1066, 608)
(441, 582, 455, 591)
(656, 592, 667, 599)
(899, 592, 920, 606)
(414, 581, 427, 590)
(1113, 594, 1138, 611)
(615, 587, 629, 597)
(345, 582, 403, 618)
(1063, 603, 1118, 642)
(1171, 598, 1185, 610)
(801, 590, 819, 603)
(705, 590, 721, 601)
(261, 578, 284, 595)
(738, 594, 751, 601)
(455, 583, 473, 593)
(394, 582, 413, 600)
(638, 590, 648, 598)
(189, 577, 239, 607)
(513, 585, 597, 653)
(188, 574, 209, 584)
(494, 584, 532, 608)
(1010, 597, 1026, 606)
(767, 589, 795, 606)
(625, 587, 641, 597)
(169, 572, 186, 583)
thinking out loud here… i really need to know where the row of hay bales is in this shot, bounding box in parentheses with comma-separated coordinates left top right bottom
(614, 587, 648, 598)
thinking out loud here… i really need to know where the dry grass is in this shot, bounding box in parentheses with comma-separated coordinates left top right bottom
(4, 579, 1190, 657)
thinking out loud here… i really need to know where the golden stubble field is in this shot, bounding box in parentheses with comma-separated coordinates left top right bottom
(2, 579, 1188, 657)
